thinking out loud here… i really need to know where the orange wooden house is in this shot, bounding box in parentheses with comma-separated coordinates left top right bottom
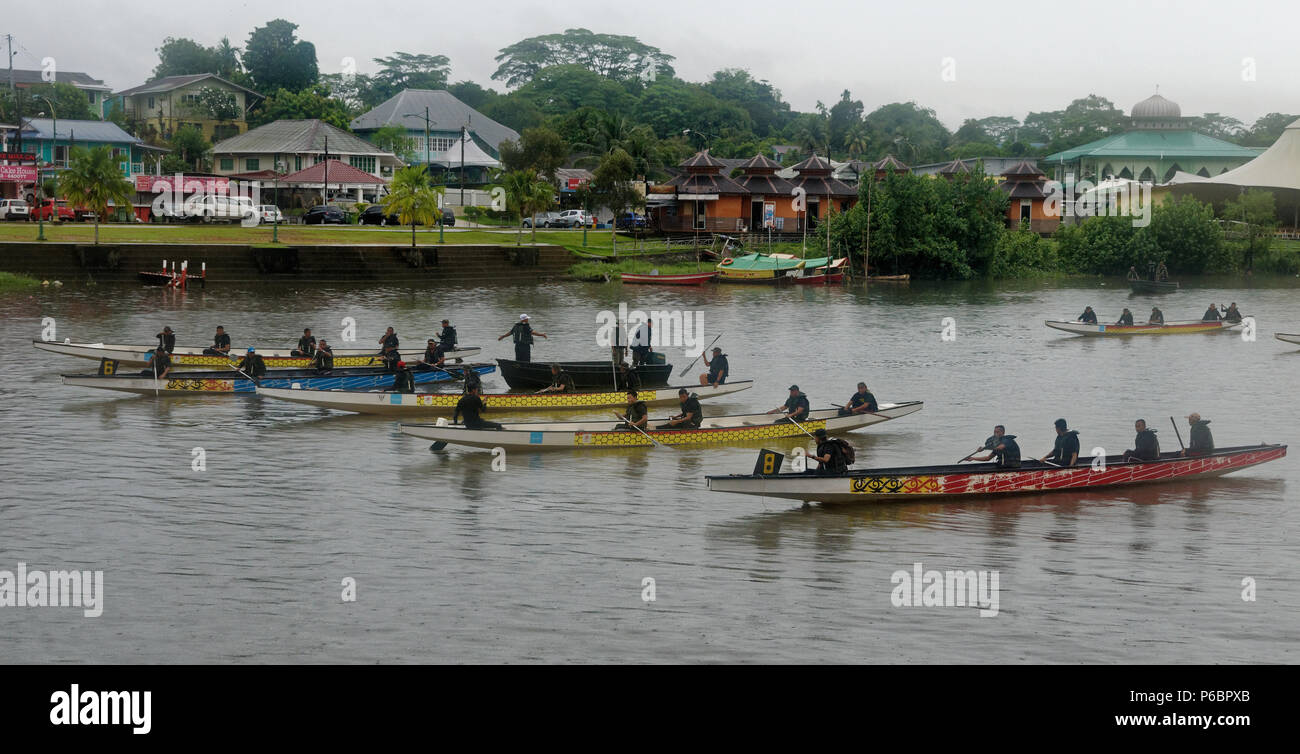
(650, 151, 748, 232)
(787, 154, 858, 229)
(999, 160, 1059, 234)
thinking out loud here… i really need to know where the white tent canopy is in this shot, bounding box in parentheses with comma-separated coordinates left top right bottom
(431, 136, 500, 168)
(1204, 118, 1300, 190)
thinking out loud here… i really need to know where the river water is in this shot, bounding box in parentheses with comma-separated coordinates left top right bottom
(1, 275, 1297, 663)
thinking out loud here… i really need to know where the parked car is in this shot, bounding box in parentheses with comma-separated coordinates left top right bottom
(0, 198, 29, 220)
(29, 199, 77, 222)
(359, 205, 393, 225)
(257, 205, 283, 224)
(522, 211, 562, 228)
(192, 195, 256, 224)
(615, 212, 647, 231)
(303, 205, 348, 225)
(555, 209, 594, 228)
(438, 207, 455, 226)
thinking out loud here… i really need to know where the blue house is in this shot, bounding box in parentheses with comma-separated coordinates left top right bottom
(20, 118, 165, 179)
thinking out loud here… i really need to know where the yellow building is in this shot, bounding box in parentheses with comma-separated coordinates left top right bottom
(105, 73, 261, 144)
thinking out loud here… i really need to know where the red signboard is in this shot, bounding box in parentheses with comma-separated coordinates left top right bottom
(0, 152, 38, 162)
(567, 178, 588, 190)
(0, 164, 38, 182)
(135, 175, 231, 192)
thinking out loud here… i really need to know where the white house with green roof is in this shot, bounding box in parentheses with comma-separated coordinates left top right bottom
(1044, 94, 1260, 184)
(210, 119, 403, 180)
(350, 89, 519, 164)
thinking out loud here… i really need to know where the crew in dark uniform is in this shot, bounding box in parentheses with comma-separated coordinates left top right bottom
(537, 364, 576, 393)
(1126, 266, 1139, 281)
(630, 321, 652, 365)
(615, 391, 649, 431)
(203, 326, 232, 356)
(292, 328, 316, 357)
(1155, 261, 1169, 281)
(313, 339, 334, 372)
(1115, 309, 1134, 326)
(392, 361, 416, 394)
(839, 382, 878, 416)
(1122, 419, 1160, 461)
(1041, 418, 1079, 465)
(1222, 303, 1242, 323)
(237, 347, 267, 378)
(461, 367, 482, 394)
(1148, 307, 1165, 325)
(1202, 303, 1222, 322)
(1078, 306, 1098, 324)
(1185, 413, 1214, 456)
(144, 346, 173, 378)
(966, 425, 1021, 468)
(700, 347, 728, 386)
(499, 314, 546, 362)
(435, 320, 457, 359)
(155, 326, 176, 353)
(809, 428, 853, 475)
(657, 389, 703, 429)
(617, 363, 641, 393)
(419, 339, 444, 368)
(377, 327, 400, 364)
(767, 385, 810, 424)
(455, 386, 502, 430)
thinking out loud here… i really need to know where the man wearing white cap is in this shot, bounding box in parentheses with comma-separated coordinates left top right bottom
(499, 314, 547, 362)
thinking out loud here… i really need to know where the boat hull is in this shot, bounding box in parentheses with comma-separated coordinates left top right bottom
(401, 401, 923, 450)
(1045, 319, 1242, 336)
(1129, 279, 1179, 293)
(61, 364, 494, 395)
(256, 380, 754, 415)
(33, 340, 479, 368)
(496, 359, 674, 390)
(793, 272, 844, 285)
(1276, 333, 1300, 345)
(620, 272, 716, 285)
(707, 444, 1286, 504)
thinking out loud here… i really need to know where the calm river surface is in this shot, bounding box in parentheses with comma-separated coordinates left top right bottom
(2, 275, 1298, 663)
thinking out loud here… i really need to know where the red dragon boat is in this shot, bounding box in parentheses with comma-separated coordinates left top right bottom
(707, 444, 1286, 504)
(620, 271, 717, 286)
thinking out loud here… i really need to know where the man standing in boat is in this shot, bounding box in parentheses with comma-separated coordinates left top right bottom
(237, 347, 267, 379)
(1185, 413, 1214, 456)
(657, 388, 703, 429)
(435, 320, 457, 360)
(700, 347, 729, 386)
(155, 326, 176, 353)
(1122, 419, 1160, 461)
(313, 339, 334, 373)
(1156, 261, 1169, 281)
(614, 391, 649, 431)
(1078, 307, 1098, 324)
(966, 425, 1021, 468)
(1148, 307, 1165, 325)
(1115, 309, 1134, 326)
(1202, 303, 1223, 322)
(499, 314, 546, 363)
(292, 328, 316, 357)
(768, 385, 810, 424)
(537, 364, 576, 394)
(1041, 418, 1080, 466)
(455, 385, 502, 430)
(839, 382, 878, 416)
(630, 320, 652, 366)
(392, 361, 416, 394)
(378, 327, 400, 362)
(203, 326, 232, 356)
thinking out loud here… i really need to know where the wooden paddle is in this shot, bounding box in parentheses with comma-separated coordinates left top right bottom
(678, 333, 723, 377)
(1170, 416, 1186, 453)
(957, 445, 988, 463)
(612, 411, 667, 448)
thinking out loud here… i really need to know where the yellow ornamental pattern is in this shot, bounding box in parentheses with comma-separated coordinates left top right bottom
(164, 378, 234, 392)
(172, 354, 385, 368)
(572, 419, 829, 447)
(849, 476, 940, 495)
(410, 390, 664, 410)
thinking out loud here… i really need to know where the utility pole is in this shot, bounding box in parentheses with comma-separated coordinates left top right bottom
(459, 123, 467, 207)
(322, 132, 329, 205)
(8, 35, 20, 152)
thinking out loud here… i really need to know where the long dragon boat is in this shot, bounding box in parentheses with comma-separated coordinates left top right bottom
(619, 272, 717, 285)
(399, 402, 923, 450)
(34, 339, 480, 369)
(1044, 319, 1243, 336)
(707, 444, 1286, 504)
(255, 380, 754, 415)
(497, 359, 674, 390)
(61, 364, 495, 395)
(1276, 333, 1300, 346)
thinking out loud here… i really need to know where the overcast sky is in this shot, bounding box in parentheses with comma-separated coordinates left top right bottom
(8, 0, 1297, 128)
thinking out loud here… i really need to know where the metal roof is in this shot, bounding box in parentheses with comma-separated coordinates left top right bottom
(1045, 130, 1260, 163)
(114, 73, 261, 100)
(349, 89, 519, 152)
(9, 68, 110, 90)
(213, 120, 393, 156)
(20, 118, 142, 144)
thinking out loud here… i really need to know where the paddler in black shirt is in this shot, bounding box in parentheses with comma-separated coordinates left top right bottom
(617, 363, 641, 393)
(809, 428, 853, 475)
(839, 382, 878, 416)
(1222, 303, 1242, 323)
(1078, 306, 1098, 324)
(537, 364, 576, 393)
(700, 347, 728, 386)
(767, 385, 810, 424)
(455, 386, 502, 430)
(237, 347, 267, 378)
(1148, 307, 1164, 325)
(313, 339, 334, 372)
(498, 314, 546, 362)
(203, 326, 232, 356)
(461, 367, 482, 394)
(1115, 309, 1134, 326)
(965, 425, 1021, 468)
(657, 388, 703, 429)
(615, 391, 649, 431)
(1041, 418, 1079, 465)
(418, 339, 444, 368)
(377, 327, 400, 358)
(144, 347, 173, 378)
(292, 328, 316, 357)
(392, 361, 416, 394)
(1202, 303, 1222, 322)
(155, 326, 176, 353)
(435, 320, 457, 359)
(1122, 419, 1160, 462)
(1184, 413, 1214, 456)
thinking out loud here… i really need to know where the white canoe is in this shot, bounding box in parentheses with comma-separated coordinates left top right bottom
(256, 381, 754, 415)
(1276, 333, 1300, 345)
(400, 402, 923, 450)
(1044, 319, 1243, 336)
(33, 339, 479, 368)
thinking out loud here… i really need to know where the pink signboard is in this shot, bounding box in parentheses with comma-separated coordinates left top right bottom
(135, 175, 231, 192)
(0, 164, 38, 182)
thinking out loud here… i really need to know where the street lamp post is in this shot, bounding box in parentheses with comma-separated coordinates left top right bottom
(403, 108, 436, 175)
(273, 161, 285, 244)
(35, 95, 57, 242)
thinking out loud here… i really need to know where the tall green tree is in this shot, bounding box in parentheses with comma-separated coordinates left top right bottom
(59, 146, 134, 244)
(371, 53, 451, 101)
(248, 86, 351, 129)
(1241, 113, 1298, 147)
(492, 29, 674, 88)
(498, 127, 569, 180)
(591, 148, 641, 253)
(503, 170, 554, 244)
(381, 166, 443, 247)
(167, 125, 211, 171)
(244, 19, 318, 93)
(1222, 190, 1277, 271)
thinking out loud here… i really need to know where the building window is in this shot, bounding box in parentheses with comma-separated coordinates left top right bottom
(245, 158, 260, 171)
(295, 156, 302, 171)
(54, 145, 69, 167)
(349, 155, 376, 174)
(1020, 199, 1032, 224)
(147, 96, 155, 110)
(220, 158, 234, 171)
(694, 200, 707, 230)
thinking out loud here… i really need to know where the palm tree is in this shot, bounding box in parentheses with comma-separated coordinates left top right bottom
(381, 166, 443, 248)
(844, 124, 870, 159)
(503, 170, 554, 245)
(59, 146, 135, 245)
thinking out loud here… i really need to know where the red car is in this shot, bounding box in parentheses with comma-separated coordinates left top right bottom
(29, 200, 79, 222)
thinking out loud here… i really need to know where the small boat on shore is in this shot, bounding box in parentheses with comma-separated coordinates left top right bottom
(497, 359, 673, 390)
(61, 364, 494, 395)
(866, 274, 910, 283)
(1276, 333, 1300, 346)
(715, 253, 805, 283)
(33, 339, 480, 369)
(1128, 278, 1179, 294)
(1045, 319, 1243, 336)
(256, 380, 754, 415)
(707, 444, 1286, 504)
(401, 402, 923, 450)
(619, 271, 717, 286)
(794, 257, 847, 285)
